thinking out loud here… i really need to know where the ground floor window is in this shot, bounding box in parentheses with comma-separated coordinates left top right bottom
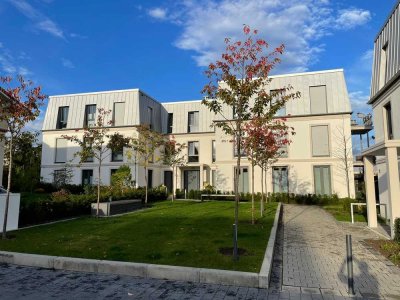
(82, 169, 93, 186)
(148, 169, 153, 189)
(184, 170, 200, 191)
(273, 167, 289, 193)
(234, 167, 249, 194)
(164, 171, 173, 193)
(313, 165, 331, 195)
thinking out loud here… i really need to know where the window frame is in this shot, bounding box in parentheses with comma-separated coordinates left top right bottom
(313, 165, 332, 195)
(55, 138, 67, 163)
(84, 104, 97, 127)
(56, 106, 69, 129)
(309, 85, 328, 114)
(188, 141, 199, 163)
(272, 166, 289, 193)
(167, 113, 173, 134)
(187, 111, 199, 133)
(81, 169, 94, 186)
(311, 125, 330, 157)
(113, 102, 125, 126)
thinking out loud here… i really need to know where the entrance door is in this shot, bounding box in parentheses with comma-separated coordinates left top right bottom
(183, 170, 200, 191)
(235, 167, 249, 193)
(164, 171, 173, 193)
(147, 169, 153, 189)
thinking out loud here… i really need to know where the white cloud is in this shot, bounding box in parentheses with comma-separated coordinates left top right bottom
(70, 33, 88, 39)
(336, 8, 371, 29)
(0, 43, 32, 76)
(62, 58, 75, 69)
(147, 0, 371, 72)
(148, 7, 168, 20)
(8, 0, 65, 39)
(349, 91, 370, 113)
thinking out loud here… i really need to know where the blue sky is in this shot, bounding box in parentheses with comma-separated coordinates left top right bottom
(0, 0, 397, 131)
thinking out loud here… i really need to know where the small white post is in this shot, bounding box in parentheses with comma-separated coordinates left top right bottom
(351, 203, 354, 224)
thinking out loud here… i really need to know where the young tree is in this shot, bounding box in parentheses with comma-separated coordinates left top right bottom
(333, 120, 353, 198)
(201, 26, 300, 259)
(128, 125, 164, 205)
(63, 108, 129, 217)
(0, 76, 46, 239)
(161, 136, 186, 202)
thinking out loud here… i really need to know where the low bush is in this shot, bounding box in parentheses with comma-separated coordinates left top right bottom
(395, 218, 400, 243)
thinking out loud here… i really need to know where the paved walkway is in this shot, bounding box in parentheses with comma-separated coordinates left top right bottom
(271, 204, 400, 299)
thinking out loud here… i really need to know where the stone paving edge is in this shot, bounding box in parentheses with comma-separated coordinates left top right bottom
(0, 203, 282, 288)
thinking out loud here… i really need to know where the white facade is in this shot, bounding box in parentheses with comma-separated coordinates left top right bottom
(41, 69, 355, 198)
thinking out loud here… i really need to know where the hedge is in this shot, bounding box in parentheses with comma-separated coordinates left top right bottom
(395, 218, 400, 243)
(19, 186, 168, 227)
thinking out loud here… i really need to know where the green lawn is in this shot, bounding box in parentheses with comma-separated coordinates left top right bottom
(322, 203, 367, 222)
(0, 201, 277, 272)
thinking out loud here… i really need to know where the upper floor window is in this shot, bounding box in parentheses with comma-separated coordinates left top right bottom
(56, 106, 69, 129)
(233, 137, 246, 157)
(270, 89, 286, 116)
(311, 125, 330, 157)
(111, 149, 123, 162)
(188, 111, 199, 133)
(147, 106, 153, 129)
(212, 140, 216, 163)
(379, 43, 388, 89)
(113, 102, 125, 126)
(384, 102, 393, 140)
(55, 138, 67, 163)
(310, 85, 327, 114)
(84, 104, 96, 127)
(83, 137, 94, 162)
(167, 113, 173, 134)
(188, 141, 199, 162)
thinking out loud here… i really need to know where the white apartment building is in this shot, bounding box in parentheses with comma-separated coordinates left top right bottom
(363, 0, 400, 238)
(41, 69, 355, 198)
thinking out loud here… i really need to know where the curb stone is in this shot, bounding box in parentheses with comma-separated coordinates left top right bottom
(0, 203, 282, 288)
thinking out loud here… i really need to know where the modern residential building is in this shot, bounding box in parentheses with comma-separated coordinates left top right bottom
(41, 69, 355, 198)
(363, 0, 400, 238)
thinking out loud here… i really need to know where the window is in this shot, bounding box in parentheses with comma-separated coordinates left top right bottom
(82, 170, 93, 186)
(84, 105, 96, 127)
(379, 43, 388, 89)
(184, 170, 200, 191)
(311, 125, 330, 157)
(53, 169, 67, 186)
(83, 137, 94, 162)
(310, 85, 327, 114)
(232, 106, 237, 119)
(233, 137, 246, 157)
(384, 102, 393, 140)
(314, 166, 331, 195)
(111, 149, 123, 162)
(56, 106, 69, 129)
(212, 140, 216, 163)
(147, 106, 153, 129)
(277, 133, 288, 158)
(235, 167, 249, 193)
(273, 167, 289, 193)
(55, 138, 67, 163)
(270, 89, 286, 116)
(167, 113, 173, 134)
(147, 169, 153, 188)
(113, 102, 125, 126)
(110, 169, 118, 176)
(212, 169, 217, 187)
(188, 111, 199, 133)
(188, 141, 199, 162)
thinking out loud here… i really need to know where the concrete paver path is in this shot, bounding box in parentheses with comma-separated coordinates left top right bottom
(271, 204, 400, 299)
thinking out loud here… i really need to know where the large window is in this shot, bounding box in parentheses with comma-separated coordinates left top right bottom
(273, 167, 289, 193)
(188, 141, 199, 162)
(311, 125, 330, 157)
(314, 166, 331, 195)
(212, 140, 216, 163)
(188, 111, 199, 133)
(111, 149, 123, 162)
(379, 43, 388, 89)
(384, 102, 393, 140)
(55, 138, 67, 163)
(147, 169, 153, 188)
(84, 104, 96, 127)
(270, 89, 286, 116)
(113, 102, 125, 126)
(310, 85, 327, 114)
(83, 137, 94, 162)
(235, 167, 249, 193)
(82, 169, 93, 186)
(167, 113, 173, 134)
(56, 106, 69, 129)
(147, 107, 153, 129)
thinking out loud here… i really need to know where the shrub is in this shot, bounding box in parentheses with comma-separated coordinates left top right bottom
(51, 189, 70, 202)
(175, 189, 185, 199)
(394, 218, 400, 243)
(33, 188, 46, 194)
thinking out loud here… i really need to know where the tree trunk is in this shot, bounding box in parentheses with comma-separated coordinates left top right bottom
(260, 166, 264, 217)
(97, 162, 101, 218)
(2, 136, 13, 239)
(233, 127, 241, 261)
(251, 160, 255, 225)
(265, 167, 268, 204)
(144, 166, 148, 205)
(172, 166, 176, 202)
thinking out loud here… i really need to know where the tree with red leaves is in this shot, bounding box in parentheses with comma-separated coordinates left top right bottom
(243, 117, 294, 224)
(0, 76, 47, 239)
(202, 25, 300, 259)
